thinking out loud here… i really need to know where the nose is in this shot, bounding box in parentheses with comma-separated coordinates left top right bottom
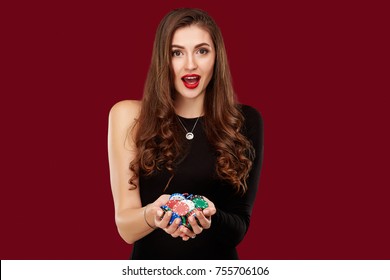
(185, 54, 198, 71)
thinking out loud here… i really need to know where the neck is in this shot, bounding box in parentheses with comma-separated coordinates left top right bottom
(174, 94, 205, 118)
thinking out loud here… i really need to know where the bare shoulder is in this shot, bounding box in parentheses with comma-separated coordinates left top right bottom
(109, 100, 142, 134)
(108, 100, 141, 145)
(109, 100, 141, 122)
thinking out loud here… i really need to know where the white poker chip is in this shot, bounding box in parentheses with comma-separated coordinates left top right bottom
(169, 193, 186, 200)
(184, 200, 195, 211)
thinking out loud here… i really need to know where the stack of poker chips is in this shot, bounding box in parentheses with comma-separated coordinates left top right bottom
(160, 193, 209, 229)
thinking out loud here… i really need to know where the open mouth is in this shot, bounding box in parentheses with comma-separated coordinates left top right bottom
(181, 74, 200, 89)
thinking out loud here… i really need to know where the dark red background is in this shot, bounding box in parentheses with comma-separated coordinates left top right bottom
(1, 0, 389, 259)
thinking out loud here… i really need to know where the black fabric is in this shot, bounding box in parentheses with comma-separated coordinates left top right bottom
(132, 104, 264, 259)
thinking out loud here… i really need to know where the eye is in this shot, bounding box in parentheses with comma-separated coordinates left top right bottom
(198, 48, 209, 55)
(172, 50, 182, 57)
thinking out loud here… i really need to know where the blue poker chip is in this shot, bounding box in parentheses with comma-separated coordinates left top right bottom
(160, 205, 171, 212)
(168, 212, 181, 225)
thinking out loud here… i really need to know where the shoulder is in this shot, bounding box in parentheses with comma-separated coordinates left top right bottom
(109, 100, 141, 119)
(109, 100, 141, 125)
(108, 100, 141, 142)
(238, 104, 264, 145)
(239, 104, 263, 128)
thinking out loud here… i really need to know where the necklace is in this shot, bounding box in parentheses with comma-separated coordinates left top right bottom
(177, 116, 200, 140)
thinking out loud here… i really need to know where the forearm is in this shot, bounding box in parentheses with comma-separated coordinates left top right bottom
(115, 205, 155, 244)
(212, 209, 249, 247)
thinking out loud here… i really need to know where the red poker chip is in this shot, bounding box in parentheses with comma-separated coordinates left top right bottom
(166, 200, 179, 209)
(173, 201, 190, 216)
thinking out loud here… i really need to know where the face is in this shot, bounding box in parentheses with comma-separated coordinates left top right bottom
(171, 24, 215, 103)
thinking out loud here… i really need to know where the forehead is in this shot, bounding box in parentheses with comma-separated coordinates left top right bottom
(171, 25, 213, 47)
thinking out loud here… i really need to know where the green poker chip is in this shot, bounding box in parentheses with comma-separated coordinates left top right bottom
(192, 197, 209, 209)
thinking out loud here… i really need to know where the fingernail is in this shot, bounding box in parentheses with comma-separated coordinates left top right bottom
(175, 219, 180, 224)
(157, 210, 163, 216)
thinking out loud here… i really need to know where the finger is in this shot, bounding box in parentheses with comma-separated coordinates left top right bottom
(155, 208, 164, 218)
(202, 205, 216, 217)
(155, 210, 171, 228)
(165, 218, 181, 234)
(199, 196, 216, 217)
(202, 196, 215, 208)
(202, 207, 216, 219)
(195, 210, 212, 229)
(171, 226, 183, 238)
(187, 215, 203, 234)
(182, 235, 190, 241)
(180, 227, 196, 240)
(157, 194, 171, 205)
(152, 195, 170, 208)
(180, 223, 195, 237)
(174, 226, 191, 239)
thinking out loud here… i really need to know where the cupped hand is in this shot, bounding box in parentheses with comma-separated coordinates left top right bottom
(149, 195, 217, 241)
(148, 195, 191, 240)
(178, 196, 217, 240)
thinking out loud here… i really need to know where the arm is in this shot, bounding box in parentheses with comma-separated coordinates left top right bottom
(174, 107, 264, 246)
(108, 100, 157, 244)
(108, 100, 189, 243)
(212, 106, 264, 247)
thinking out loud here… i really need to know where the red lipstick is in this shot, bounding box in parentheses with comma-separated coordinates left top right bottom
(181, 74, 200, 89)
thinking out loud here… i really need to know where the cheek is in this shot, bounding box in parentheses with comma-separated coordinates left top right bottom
(171, 61, 181, 80)
(204, 56, 215, 76)
(205, 61, 215, 79)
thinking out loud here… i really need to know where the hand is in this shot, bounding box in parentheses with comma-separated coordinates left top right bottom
(178, 196, 217, 240)
(148, 195, 191, 240)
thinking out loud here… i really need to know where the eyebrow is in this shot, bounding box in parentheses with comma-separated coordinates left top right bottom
(171, 43, 211, 49)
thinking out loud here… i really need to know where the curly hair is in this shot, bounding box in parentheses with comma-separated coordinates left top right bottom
(129, 8, 255, 194)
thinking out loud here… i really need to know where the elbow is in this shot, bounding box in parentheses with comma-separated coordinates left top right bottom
(231, 228, 247, 247)
(115, 215, 137, 245)
(117, 227, 136, 244)
(218, 217, 250, 247)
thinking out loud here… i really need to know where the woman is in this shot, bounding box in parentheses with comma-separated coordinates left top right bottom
(108, 8, 263, 259)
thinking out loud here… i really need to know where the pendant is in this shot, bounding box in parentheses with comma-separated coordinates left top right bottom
(186, 132, 194, 140)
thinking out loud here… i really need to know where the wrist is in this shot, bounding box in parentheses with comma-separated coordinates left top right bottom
(144, 204, 157, 229)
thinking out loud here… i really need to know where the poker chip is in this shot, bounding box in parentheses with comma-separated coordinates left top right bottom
(183, 200, 195, 211)
(169, 212, 181, 225)
(187, 209, 197, 218)
(161, 193, 208, 230)
(181, 216, 187, 226)
(166, 199, 179, 209)
(192, 197, 209, 209)
(160, 205, 171, 212)
(169, 193, 186, 200)
(173, 201, 190, 216)
(185, 219, 192, 230)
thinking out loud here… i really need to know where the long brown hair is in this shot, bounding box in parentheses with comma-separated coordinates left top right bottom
(129, 8, 255, 194)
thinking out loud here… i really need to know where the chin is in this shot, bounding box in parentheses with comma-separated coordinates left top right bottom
(181, 90, 204, 99)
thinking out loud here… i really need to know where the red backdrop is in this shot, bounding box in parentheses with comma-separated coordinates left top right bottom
(1, 0, 389, 259)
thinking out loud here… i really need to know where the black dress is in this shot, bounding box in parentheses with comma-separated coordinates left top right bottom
(131, 105, 264, 259)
